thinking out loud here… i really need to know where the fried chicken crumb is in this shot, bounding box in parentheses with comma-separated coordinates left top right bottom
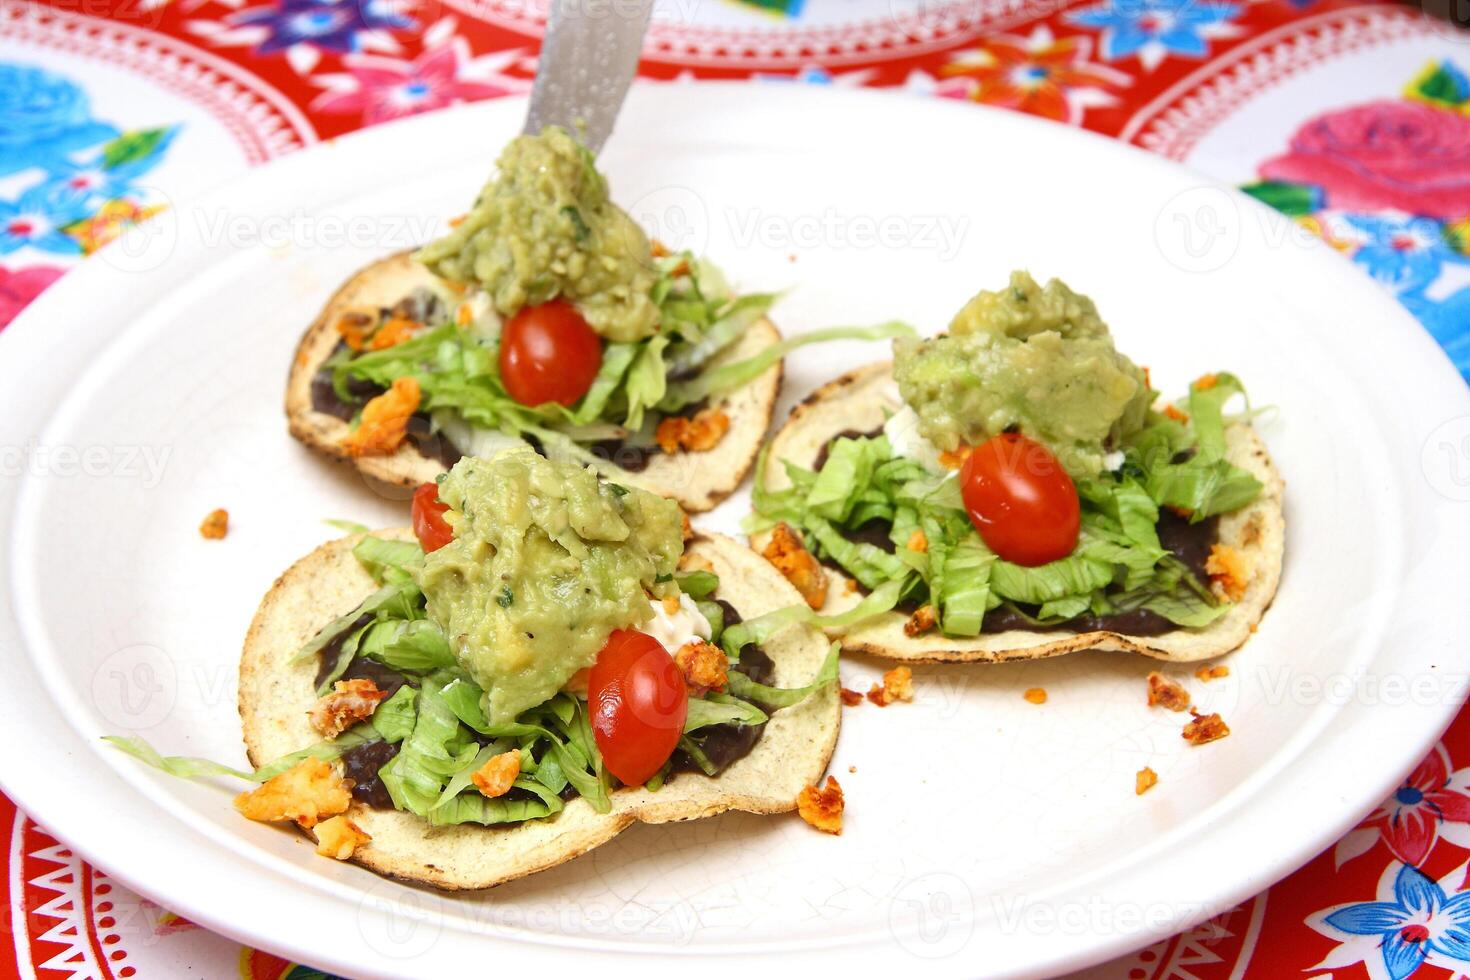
(937, 447, 971, 470)
(1194, 665, 1231, 682)
(1147, 671, 1191, 712)
(844, 577, 858, 594)
(762, 522, 828, 608)
(906, 529, 928, 553)
(308, 678, 388, 738)
(904, 604, 937, 637)
(1183, 711, 1231, 746)
(655, 408, 730, 454)
(848, 765, 856, 774)
(840, 687, 864, 706)
(1193, 373, 1219, 391)
(314, 815, 371, 860)
(674, 640, 728, 697)
(471, 749, 521, 798)
(1163, 404, 1189, 423)
(796, 776, 844, 834)
(234, 757, 352, 829)
(367, 315, 418, 351)
(341, 377, 421, 457)
(867, 666, 913, 706)
(1024, 687, 1047, 705)
(1206, 544, 1253, 601)
(1135, 767, 1158, 796)
(199, 508, 229, 540)
(334, 309, 375, 351)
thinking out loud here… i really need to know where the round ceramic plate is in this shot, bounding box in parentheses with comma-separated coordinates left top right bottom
(0, 84, 1466, 978)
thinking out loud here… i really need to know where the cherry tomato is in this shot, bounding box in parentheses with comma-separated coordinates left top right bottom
(410, 482, 454, 553)
(959, 433, 1080, 567)
(499, 299, 602, 407)
(588, 629, 688, 786)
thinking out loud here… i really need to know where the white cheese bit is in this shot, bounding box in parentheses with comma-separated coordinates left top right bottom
(882, 404, 944, 474)
(643, 593, 712, 654)
(1103, 450, 1125, 472)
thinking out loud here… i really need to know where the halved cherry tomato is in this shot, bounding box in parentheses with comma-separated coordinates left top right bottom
(588, 629, 688, 786)
(411, 482, 453, 553)
(959, 433, 1080, 567)
(499, 299, 602, 407)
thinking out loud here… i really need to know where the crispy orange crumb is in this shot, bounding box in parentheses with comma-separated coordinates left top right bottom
(1163, 404, 1189, 423)
(680, 510, 693, 543)
(1183, 711, 1231, 746)
(234, 757, 352, 829)
(1024, 687, 1047, 705)
(650, 239, 671, 258)
(199, 508, 229, 540)
(1193, 373, 1219, 391)
(1135, 767, 1158, 796)
(447, 212, 466, 228)
(866, 666, 914, 707)
(1194, 665, 1231, 682)
(847, 765, 856, 773)
(367, 315, 418, 350)
(903, 604, 937, 637)
(308, 678, 388, 738)
(796, 776, 843, 834)
(456, 302, 473, 326)
(341, 377, 421, 457)
(906, 529, 928, 553)
(334, 310, 375, 351)
(844, 577, 858, 594)
(674, 640, 728, 697)
(762, 523, 828, 609)
(938, 446, 972, 470)
(840, 687, 863, 706)
(1206, 544, 1252, 601)
(314, 815, 371, 860)
(656, 408, 730, 454)
(471, 749, 521, 798)
(661, 594, 681, 614)
(1147, 672, 1191, 712)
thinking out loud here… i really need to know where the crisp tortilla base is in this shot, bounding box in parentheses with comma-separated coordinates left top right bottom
(753, 362, 1286, 664)
(238, 530, 838, 890)
(284, 252, 783, 512)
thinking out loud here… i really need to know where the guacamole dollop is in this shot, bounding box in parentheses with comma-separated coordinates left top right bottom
(893, 271, 1150, 475)
(415, 126, 660, 343)
(416, 447, 683, 725)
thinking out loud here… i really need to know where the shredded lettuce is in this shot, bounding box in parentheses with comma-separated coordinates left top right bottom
(103, 725, 378, 784)
(352, 537, 423, 585)
(685, 694, 767, 732)
(371, 686, 418, 743)
(725, 642, 839, 708)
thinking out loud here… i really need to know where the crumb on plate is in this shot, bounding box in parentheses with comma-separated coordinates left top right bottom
(1147, 671, 1191, 712)
(797, 776, 844, 834)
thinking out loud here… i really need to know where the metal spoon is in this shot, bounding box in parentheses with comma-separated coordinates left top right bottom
(522, 0, 655, 153)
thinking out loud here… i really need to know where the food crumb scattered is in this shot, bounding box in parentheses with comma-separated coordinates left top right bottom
(1024, 687, 1047, 705)
(906, 529, 928, 553)
(1183, 710, 1231, 746)
(848, 765, 856, 774)
(1193, 373, 1219, 391)
(844, 577, 858, 594)
(903, 604, 937, 637)
(199, 508, 229, 540)
(1206, 544, 1253, 601)
(341, 377, 421, 457)
(840, 687, 863, 707)
(937, 446, 971, 470)
(1194, 665, 1231, 682)
(1147, 671, 1191, 712)
(656, 408, 730, 454)
(1135, 767, 1158, 796)
(1163, 404, 1189, 423)
(867, 666, 913, 706)
(762, 522, 829, 609)
(674, 640, 728, 697)
(314, 814, 371, 860)
(234, 757, 352, 829)
(471, 749, 522, 799)
(308, 678, 388, 738)
(796, 776, 844, 834)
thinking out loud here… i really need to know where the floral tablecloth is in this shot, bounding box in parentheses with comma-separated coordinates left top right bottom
(2, 0, 1469, 975)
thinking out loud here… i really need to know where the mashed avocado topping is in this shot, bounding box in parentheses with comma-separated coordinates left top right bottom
(415, 126, 660, 343)
(893, 272, 1150, 475)
(416, 447, 683, 725)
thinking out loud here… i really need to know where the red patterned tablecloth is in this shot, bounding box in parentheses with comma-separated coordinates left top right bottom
(2, 0, 1469, 975)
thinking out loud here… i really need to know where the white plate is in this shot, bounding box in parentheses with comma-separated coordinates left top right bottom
(1, 84, 1467, 979)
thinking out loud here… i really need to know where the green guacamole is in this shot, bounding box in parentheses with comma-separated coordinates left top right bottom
(416, 447, 683, 725)
(415, 126, 660, 343)
(893, 271, 1150, 475)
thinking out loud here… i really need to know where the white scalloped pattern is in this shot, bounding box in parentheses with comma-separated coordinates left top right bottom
(1, 1, 316, 164)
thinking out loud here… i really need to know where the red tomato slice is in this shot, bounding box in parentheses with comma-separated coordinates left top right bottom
(499, 299, 602, 407)
(410, 482, 453, 553)
(588, 629, 688, 786)
(959, 433, 1080, 567)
